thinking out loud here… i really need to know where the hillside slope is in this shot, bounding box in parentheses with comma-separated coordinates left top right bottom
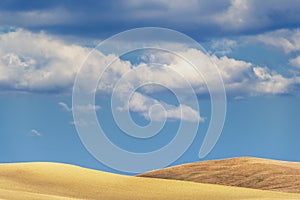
(0, 162, 300, 199)
(139, 157, 300, 193)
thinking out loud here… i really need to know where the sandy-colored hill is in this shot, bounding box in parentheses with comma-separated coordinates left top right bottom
(139, 157, 300, 193)
(0, 162, 300, 200)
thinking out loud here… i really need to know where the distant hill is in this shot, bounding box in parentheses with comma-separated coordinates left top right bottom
(138, 157, 300, 193)
(1, 162, 300, 199)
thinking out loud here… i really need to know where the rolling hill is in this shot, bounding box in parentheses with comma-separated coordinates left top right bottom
(139, 157, 300, 193)
(0, 162, 300, 199)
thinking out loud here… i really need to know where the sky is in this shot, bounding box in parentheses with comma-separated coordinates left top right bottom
(0, 0, 300, 174)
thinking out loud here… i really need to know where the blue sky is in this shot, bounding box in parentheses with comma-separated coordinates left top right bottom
(0, 0, 300, 174)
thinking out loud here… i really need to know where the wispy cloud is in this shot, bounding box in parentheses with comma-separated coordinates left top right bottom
(253, 28, 300, 72)
(58, 102, 72, 112)
(210, 39, 237, 55)
(255, 29, 300, 54)
(59, 101, 101, 125)
(214, 0, 300, 33)
(74, 104, 101, 113)
(29, 129, 42, 136)
(290, 56, 300, 69)
(59, 102, 100, 113)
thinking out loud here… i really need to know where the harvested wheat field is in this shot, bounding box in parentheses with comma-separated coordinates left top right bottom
(0, 162, 300, 199)
(139, 157, 300, 193)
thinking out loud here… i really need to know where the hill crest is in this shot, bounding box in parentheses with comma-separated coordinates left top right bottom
(138, 157, 300, 193)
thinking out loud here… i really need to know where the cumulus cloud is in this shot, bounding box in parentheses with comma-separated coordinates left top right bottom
(210, 55, 296, 96)
(121, 92, 203, 122)
(0, 28, 88, 92)
(1, 28, 298, 98)
(251, 67, 294, 95)
(128, 48, 298, 97)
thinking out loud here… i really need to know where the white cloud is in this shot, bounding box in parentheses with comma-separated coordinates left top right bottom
(0, 8, 74, 27)
(214, 0, 252, 31)
(210, 39, 237, 55)
(214, 0, 300, 33)
(1, 0, 300, 40)
(70, 119, 97, 127)
(1, 28, 300, 122)
(59, 101, 100, 113)
(123, 92, 203, 122)
(252, 67, 293, 94)
(111, 0, 300, 35)
(0, 28, 89, 92)
(125, 0, 229, 24)
(58, 102, 72, 112)
(290, 56, 300, 68)
(29, 129, 42, 136)
(252, 28, 300, 72)
(131, 48, 298, 97)
(74, 104, 101, 113)
(213, 55, 297, 95)
(0, 28, 297, 98)
(255, 29, 300, 53)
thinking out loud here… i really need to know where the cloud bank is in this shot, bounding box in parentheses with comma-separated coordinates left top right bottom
(1, 0, 300, 39)
(1, 28, 299, 97)
(1, 28, 300, 122)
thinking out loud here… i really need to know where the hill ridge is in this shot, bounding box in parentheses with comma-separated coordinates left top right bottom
(138, 157, 300, 193)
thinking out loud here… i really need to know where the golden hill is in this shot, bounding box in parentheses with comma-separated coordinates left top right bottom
(139, 157, 300, 193)
(0, 162, 300, 200)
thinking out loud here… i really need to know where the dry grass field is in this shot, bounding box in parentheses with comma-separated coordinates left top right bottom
(139, 157, 300, 193)
(0, 161, 300, 199)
